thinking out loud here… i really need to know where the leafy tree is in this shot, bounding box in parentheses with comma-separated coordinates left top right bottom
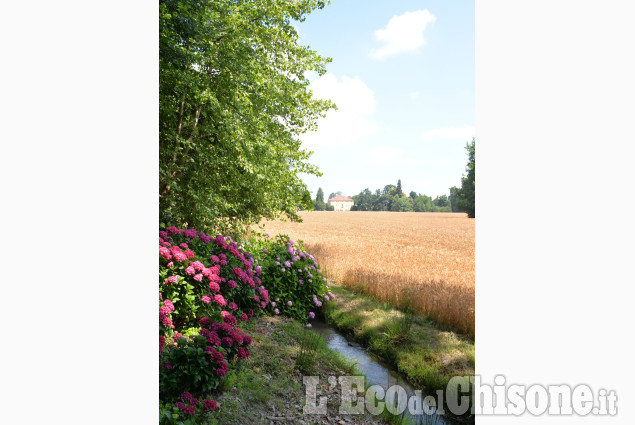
(449, 186, 460, 212)
(314, 187, 326, 211)
(159, 0, 334, 232)
(396, 179, 403, 196)
(413, 194, 433, 212)
(390, 195, 413, 212)
(453, 138, 475, 218)
(382, 184, 397, 196)
(328, 191, 342, 200)
(433, 195, 450, 208)
(351, 188, 373, 211)
(409, 191, 417, 201)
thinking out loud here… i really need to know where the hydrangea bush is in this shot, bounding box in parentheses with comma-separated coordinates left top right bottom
(159, 227, 269, 331)
(247, 234, 334, 326)
(159, 316, 252, 400)
(159, 227, 263, 419)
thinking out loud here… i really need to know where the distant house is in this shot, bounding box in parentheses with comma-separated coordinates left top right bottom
(328, 195, 354, 211)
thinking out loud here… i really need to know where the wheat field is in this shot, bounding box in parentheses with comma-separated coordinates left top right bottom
(259, 211, 475, 337)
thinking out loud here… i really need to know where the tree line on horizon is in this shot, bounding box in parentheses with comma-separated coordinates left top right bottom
(313, 138, 475, 217)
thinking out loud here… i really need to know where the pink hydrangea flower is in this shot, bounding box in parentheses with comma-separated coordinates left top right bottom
(185, 266, 196, 275)
(193, 273, 203, 282)
(214, 294, 227, 307)
(163, 299, 174, 312)
(174, 252, 187, 262)
(229, 302, 238, 311)
(202, 296, 211, 303)
(209, 282, 220, 293)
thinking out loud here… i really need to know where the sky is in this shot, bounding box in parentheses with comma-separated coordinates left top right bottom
(295, 0, 474, 199)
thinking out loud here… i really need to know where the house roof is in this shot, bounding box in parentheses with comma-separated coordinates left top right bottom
(328, 196, 354, 202)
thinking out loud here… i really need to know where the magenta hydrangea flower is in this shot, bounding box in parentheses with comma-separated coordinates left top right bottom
(174, 252, 187, 262)
(202, 295, 211, 304)
(309, 311, 315, 319)
(183, 229, 197, 239)
(166, 275, 178, 284)
(229, 302, 238, 311)
(193, 273, 203, 282)
(209, 282, 220, 293)
(240, 313, 248, 322)
(185, 266, 195, 275)
(214, 294, 227, 307)
(167, 261, 174, 268)
(202, 399, 218, 412)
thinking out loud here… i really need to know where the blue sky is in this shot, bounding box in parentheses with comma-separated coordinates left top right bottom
(296, 0, 474, 199)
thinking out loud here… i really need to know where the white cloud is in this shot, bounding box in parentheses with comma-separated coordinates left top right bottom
(402, 157, 423, 165)
(370, 10, 436, 60)
(301, 73, 379, 149)
(363, 147, 404, 164)
(420, 125, 475, 141)
(410, 90, 420, 100)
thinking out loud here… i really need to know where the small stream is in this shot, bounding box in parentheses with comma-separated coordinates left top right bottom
(310, 319, 460, 425)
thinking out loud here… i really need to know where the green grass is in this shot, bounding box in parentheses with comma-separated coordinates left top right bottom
(323, 285, 475, 395)
(211, 315, 395, 425)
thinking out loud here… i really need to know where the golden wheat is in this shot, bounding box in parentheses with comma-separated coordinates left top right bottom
(259, 211, 475, 337)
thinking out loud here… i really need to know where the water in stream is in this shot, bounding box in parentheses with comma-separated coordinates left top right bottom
(310, 319, 461, 425)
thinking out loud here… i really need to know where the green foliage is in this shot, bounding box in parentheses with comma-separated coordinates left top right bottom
(159, 400, 219, 425)
(452, 138, 475, 218)
(350, 180, 451, 212)
(295, 329, 323, 374)
(160, 335, 225, 399)
(246, 234, 331, 322)
(314, 187, 326, 211)
(383, 314, 413, 344)
(159, 0, 335, 232)
(390, 195, 413, 212)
